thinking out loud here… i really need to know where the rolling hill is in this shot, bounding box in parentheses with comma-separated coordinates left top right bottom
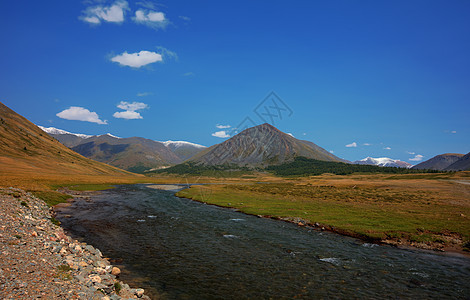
(0, 101, 132, 176)
(412, 153, 464, 171)
(445, 152, 470, 171)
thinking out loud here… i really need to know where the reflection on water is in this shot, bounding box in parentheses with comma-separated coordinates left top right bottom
(56, 185, 470, 299)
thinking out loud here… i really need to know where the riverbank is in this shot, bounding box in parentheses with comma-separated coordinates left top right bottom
(0, 187, 150, 299)
(175, 178, 470, 256)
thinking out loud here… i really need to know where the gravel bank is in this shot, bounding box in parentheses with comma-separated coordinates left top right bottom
(0, 187, 150, 299)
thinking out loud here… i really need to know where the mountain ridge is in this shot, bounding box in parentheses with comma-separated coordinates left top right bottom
(189, 123, 344, 166)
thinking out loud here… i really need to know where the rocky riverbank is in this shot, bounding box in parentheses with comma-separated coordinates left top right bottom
(0, 187, 150, 299)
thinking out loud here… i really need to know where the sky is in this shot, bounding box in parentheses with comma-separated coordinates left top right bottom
(1, 0, 469, 163)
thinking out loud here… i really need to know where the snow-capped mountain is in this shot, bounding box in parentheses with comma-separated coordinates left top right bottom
(354, 157, 413, 168)
(38, 126, 92, 139)
(162, 140, 206, 149)
(37, 125, 206, 171)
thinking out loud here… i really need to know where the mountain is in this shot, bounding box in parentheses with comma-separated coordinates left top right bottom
(40, 126, 206, 172)
(163, 141, 207, 161)
(354, 157, 413, 168)
(69, 135, 182, 173)
(412, 153, 464, 170)
(0, 101, 130, 176)
(190, 123, 343, 166)
(444, 152, 470, 171)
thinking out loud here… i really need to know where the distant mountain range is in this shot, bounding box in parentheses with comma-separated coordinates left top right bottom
(39, 126, 206, 173)
(0, 102, 130, 176)
(353, 157, 413, 169)
(189, 123, 344, 166)
(413, 153, 470, 171)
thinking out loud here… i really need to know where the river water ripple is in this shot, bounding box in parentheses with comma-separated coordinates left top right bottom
(55, 184, 470, 299)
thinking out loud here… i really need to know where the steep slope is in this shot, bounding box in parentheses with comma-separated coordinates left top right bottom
(354, 157, 412, 168)
(0, 101, 131, 175)
(444, 152, 470, 171)
(70, 135, 183, 172)
(412, 153, 464, 170)
(190, 123, 342, 166)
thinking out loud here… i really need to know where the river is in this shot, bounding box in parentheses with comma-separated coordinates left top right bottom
(55, 184, 470, 299)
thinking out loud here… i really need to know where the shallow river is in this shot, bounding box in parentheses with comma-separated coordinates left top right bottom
(55, 184, 470, 299)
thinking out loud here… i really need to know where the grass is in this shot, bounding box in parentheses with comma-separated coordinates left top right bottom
(62, 183, 117, 191)
(30, 190, 73, 207)
(56, 265, 72, 281)
(176, 174, 470, 250)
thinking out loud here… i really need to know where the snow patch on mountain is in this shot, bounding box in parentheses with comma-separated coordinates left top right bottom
(354, 157, 413, 168)
(38, 126, 92, 139)
(162, 140, 206, 149)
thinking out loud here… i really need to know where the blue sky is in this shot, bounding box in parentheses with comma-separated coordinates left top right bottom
(1, 0, 469, 163)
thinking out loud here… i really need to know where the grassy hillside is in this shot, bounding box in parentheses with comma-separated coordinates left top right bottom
(0, 101, 134, 176)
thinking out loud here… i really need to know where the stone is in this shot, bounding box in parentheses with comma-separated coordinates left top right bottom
(135, 288, 145, 298)
(89, 275, 102, 284)
(79, 261, 88, 268)
(111, 267, 121, 276)
(31, 231, 38, 237)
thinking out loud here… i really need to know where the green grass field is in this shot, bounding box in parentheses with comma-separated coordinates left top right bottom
(177, 178, 470, 252)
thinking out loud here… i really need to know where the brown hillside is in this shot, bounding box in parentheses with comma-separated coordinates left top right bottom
(0, 101, 133, 176)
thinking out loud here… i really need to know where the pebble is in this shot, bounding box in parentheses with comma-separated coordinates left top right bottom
(0, 187, 150, 299)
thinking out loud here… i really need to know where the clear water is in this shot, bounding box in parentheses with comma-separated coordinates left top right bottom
(55, 184, 470, 299)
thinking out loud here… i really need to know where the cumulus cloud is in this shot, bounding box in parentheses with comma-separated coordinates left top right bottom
(113, 101, 148, 120)
(113, 110, 142, 120)
(212, 131, 230, 138)
(345, 142, 357, 148)
(56, 106, 107, 124)
(216, 124, 231, 129)
(111, 50, 162, 68)
(117, 101, 148, 111)
(134, 9, 169, 29)
(80, 1, 129, 24)
(384, 146, 391, 150)
(409, 154, 424, 162)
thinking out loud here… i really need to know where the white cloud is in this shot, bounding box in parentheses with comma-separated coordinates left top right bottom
(212, 131, 230, 138)
(117, 101, 148, 111)
(113, 101, 148, 120)
(329, 150, 334, 154)
(56, 106, 107, 124)
(409, 154, 424, 162)
(451, 130, 457, 134)
(134, 9, 168, 29)
(345, 142, 357, 148)
(80, 1, 129, 24)
(111, 50, 162, 68)
(179, 15, 191, 21)
(113, 111, 142, 120)
(363, 143, 371, 146)
(216, 124, 231, 129)
(302, 133, 307, 136)
(384, 146, 391, 150)
(183, 72, 194, 77)
(407, 151, 415, 155)
(137, 92, 151, 97)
